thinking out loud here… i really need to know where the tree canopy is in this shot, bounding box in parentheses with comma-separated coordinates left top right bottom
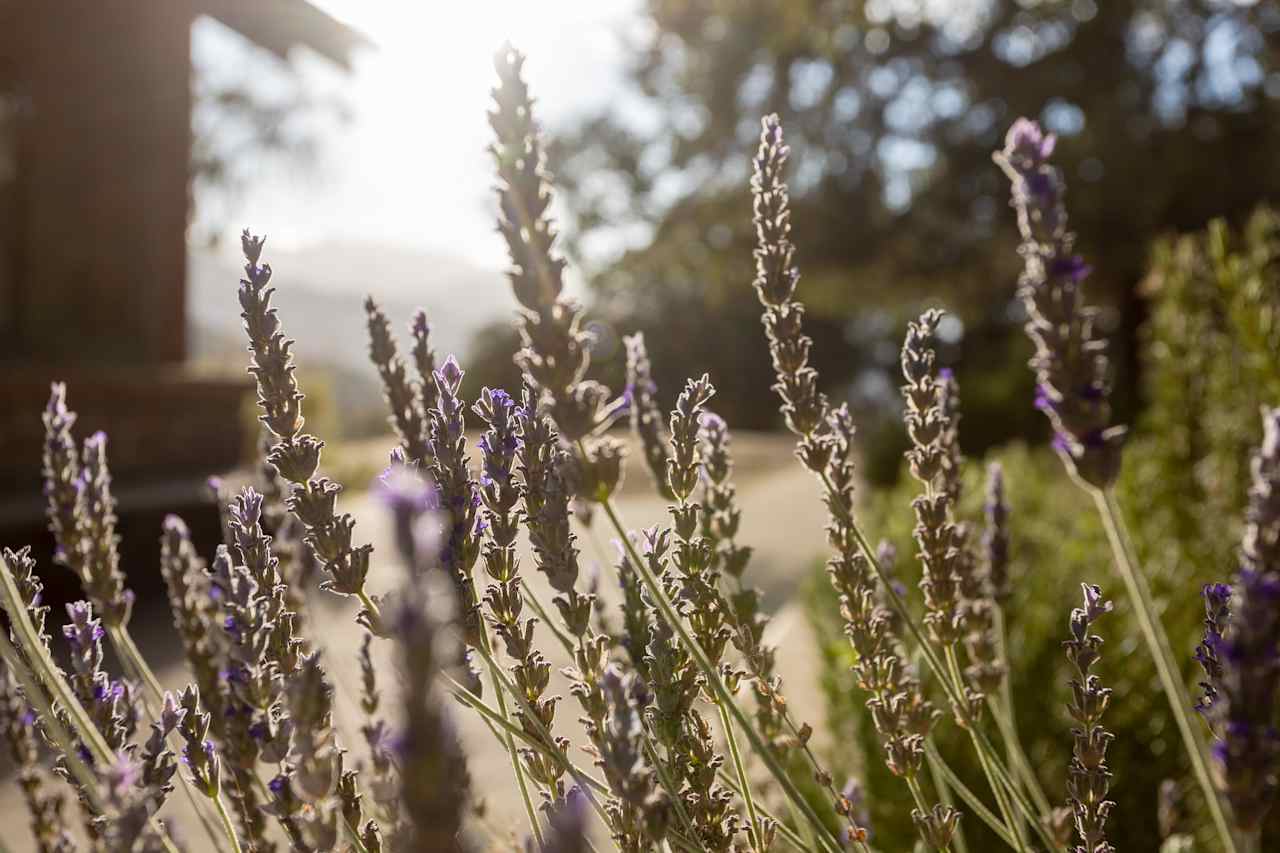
(538, 0, 1280, 471)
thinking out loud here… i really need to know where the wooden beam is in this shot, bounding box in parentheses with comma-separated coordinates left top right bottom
(200, 0, 372, 70)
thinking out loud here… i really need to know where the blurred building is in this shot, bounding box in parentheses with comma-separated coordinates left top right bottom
(0, 0, 366, 588)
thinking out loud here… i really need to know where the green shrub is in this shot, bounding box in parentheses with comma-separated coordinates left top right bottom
(807, 207, 1280, 853)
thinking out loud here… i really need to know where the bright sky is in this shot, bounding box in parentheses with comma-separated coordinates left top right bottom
(195, 0, 641, 268)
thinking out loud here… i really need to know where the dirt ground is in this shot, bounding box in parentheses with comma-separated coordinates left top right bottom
(0, 431, 845, 851)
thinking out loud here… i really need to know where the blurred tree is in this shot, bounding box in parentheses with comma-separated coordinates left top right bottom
(545, 0, 1280, 476)
(189, 16, 354, 247)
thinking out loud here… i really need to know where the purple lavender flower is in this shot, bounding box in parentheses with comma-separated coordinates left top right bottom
(1194, 582, 1232, 716)
(624, 333, 674, 500)
(62, 601, 136, 753)
(375, 458, 440, 572)
(365, 295, 433, 465)
(749, 115, 831, 473)
(238, 231, 375, 606)
(1063, 583, 1116, 853)
(539, 788, 590, 853)
(395, 572, 473, 852)
(1201, 409, 1280, 833)
(424, 353, 483, 647)
(995, 119, 1126, 488)
(41, 387, 134, 627)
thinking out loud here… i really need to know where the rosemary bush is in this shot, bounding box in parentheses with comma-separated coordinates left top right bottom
(0, 46, 1277, 853)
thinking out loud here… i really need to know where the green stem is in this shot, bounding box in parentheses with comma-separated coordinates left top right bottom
(0, 632, 104, 808)
(445, 674, 614, 799)
(644, 737, 697, 842)
(987, 696, 1051, 818)
(1093, 488, 1238, 853)
(471, 617, 544, 851)
(990, 606, 1052, 818)
(468, 641, 615, 827)
(110, 625, 165, 700)
(906, 775, 953, 853)
(212, 788, 246, 853)
(833, 499, 1063, 852)
(343, 815, 372, 853)
(601, 498, 844, 853)
(520, 580, 577, 654)
(108, 625, 230, 851)
(355, 588, 385, 635)
(926, 744, 969, 853)
(924, 740, 1017, 848)
(945, 647, 1025, 853)
(717, 701, 763, 852)
(717, 766, 815, 853)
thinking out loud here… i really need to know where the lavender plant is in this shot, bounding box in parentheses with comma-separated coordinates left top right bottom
(1063, 585, 1116, 853)
(0, 41, 1273, 853)
(997, 118, 1238, 853)
(1196, 408, 1280, 850)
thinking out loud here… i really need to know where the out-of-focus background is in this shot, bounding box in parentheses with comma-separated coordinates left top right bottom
(1, 1, 1279, 851)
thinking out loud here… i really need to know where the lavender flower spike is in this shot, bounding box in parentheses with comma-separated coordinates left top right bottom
(365, 296, 432, 467)
(41, 386, 134, 627)
(1063, 583, 1116, 853)
(750, 114, 831, 473)
(624, 333, 674, 501)
(396, 573, 474, 852)
(995, 119, 1126, 488)
(1204, 407, 1280, 833)
(490, 45, 626, 502)
(237, 230, 376, 614)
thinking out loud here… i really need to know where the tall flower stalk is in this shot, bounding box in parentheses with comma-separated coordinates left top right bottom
(238, 231, 383, 633)
(750, 112, 1053, 850)
(1198, 408, 1280, 849)
(489, 44, 846, 852)
(1062, 584, 1117, 853)
(996, 117, 1238, 853)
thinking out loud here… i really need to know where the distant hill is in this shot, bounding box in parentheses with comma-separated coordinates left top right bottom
(188, 239, 515, 436)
